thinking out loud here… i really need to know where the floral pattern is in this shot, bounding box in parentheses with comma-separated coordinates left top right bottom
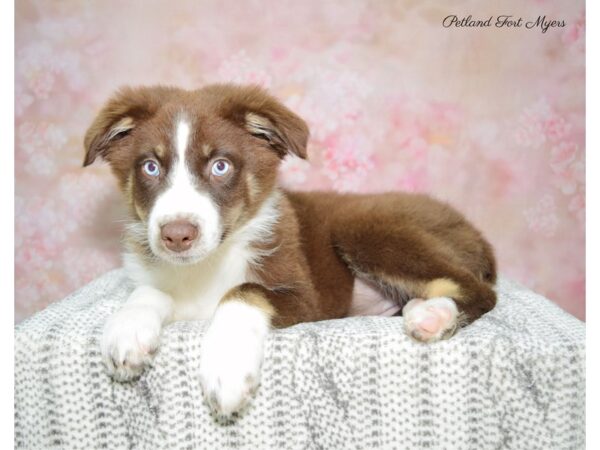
(15, 0, 585, 321)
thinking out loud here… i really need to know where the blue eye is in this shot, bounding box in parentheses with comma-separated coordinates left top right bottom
(211, 159, 230, 177)
(143, 160, 160, 177)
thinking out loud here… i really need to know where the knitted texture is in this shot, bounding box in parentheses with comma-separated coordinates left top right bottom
(15, 269, 585, 449)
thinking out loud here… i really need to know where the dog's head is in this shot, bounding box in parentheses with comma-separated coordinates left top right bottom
(84, 84, 308, 265)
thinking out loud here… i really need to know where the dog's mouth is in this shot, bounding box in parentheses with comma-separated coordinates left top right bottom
(150, 241, 215, 266)
(157, 251, 207, 266)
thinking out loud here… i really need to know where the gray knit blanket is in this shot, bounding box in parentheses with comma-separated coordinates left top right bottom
(15, 269, 585, 449)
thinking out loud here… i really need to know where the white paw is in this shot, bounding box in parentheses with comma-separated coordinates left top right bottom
(101, 306, 162, 381)
(199, 301, 269, 416)
(402, 297, 459, 343)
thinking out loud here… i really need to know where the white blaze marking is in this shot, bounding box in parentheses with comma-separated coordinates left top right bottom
(147, 118, 222, 262)
(176, 120, 191, 161)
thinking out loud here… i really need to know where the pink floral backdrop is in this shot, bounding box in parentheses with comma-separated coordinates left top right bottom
(15, 0, 585, 322)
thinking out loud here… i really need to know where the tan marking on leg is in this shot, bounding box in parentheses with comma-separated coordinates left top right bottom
(424, 278, 462, 301)
(221, 285, 275, 318)
(376, 274, 426, 298)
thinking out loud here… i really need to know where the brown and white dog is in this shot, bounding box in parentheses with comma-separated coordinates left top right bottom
(84, 84, 497, 416)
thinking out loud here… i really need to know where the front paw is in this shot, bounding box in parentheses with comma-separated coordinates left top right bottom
(199, 302, 269, 416)
(101, 306, 162, 381)
(199, 329, 263, 416)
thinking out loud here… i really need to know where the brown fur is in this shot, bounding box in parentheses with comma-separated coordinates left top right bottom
(84, 83, 497, 335)
(220, 284, 276, 319)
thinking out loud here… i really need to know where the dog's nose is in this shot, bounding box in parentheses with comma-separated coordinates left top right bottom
(161, 220, 199, 252)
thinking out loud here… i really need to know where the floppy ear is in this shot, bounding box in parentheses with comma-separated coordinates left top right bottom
(83, 86, 176, 167)
(207, 84, 309, 159)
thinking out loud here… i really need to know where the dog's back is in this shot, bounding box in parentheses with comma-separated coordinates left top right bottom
(286, 190, 497, 324)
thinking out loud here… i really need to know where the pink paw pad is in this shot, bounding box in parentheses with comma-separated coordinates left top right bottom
(402, 297, 458, 343)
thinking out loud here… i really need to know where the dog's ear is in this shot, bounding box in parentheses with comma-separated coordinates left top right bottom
(83, 86, 175, 167)
(208, 84, 309, 159)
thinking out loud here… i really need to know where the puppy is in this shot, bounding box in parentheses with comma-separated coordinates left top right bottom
(84, 84, 497, 416)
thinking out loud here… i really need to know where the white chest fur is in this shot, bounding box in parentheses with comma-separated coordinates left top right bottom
(123, 192, 281, 322)
(124, 242, 254, 321)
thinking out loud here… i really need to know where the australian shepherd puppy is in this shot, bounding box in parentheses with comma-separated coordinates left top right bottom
(84, 84, 497, 416)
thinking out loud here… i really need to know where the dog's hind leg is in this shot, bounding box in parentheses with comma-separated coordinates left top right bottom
(332, 220, 496, 343)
